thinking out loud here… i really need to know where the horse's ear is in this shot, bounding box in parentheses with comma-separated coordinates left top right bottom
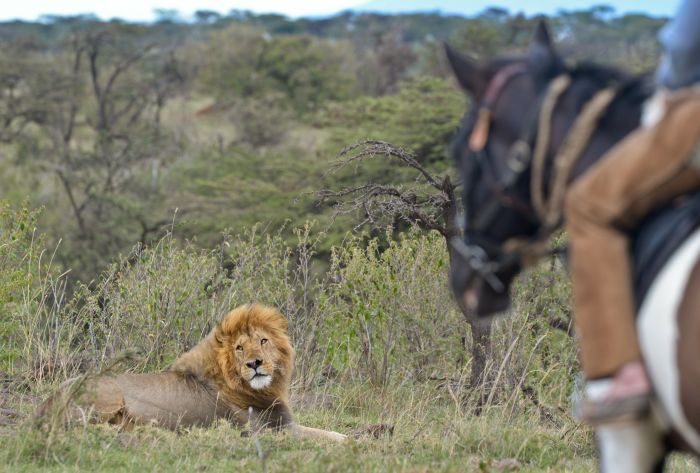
(528, 20, 562, 82)
(444, 43, 485, 97)
(532, 20, 552, 49)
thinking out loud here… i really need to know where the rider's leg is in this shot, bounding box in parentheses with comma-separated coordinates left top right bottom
(564, 93, 700, 423)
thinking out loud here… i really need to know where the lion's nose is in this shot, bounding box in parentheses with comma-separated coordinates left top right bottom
(246, 359, 263, 369)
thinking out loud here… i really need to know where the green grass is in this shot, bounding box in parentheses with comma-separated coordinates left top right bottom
(2, 382, 596, 472)
(4, 383, 698, 472)
(0, 382, 691, 473)
(1, 206, 698, 472)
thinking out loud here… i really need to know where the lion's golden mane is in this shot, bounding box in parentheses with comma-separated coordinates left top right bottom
(172, 303, 294, 412)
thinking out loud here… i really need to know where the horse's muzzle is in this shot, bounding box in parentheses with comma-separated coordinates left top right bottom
(451, 269, 512, 318)
(450, 239, 515, 317)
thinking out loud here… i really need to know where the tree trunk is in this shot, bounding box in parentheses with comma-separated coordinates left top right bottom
(446, 238, 493, 401)
(468, 316, 492, 391)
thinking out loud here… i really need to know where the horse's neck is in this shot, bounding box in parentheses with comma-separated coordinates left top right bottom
(566, 85, 646, 182)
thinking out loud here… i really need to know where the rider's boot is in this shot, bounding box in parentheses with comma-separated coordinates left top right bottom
(577, 361, 652, 425)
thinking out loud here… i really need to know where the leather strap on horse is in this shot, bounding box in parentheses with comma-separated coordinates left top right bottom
(531, 76, 619, 230)
(531, 75, 571, 221)
(469, 63, 528, 152)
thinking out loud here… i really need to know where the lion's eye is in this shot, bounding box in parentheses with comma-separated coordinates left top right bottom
(236, 345, 243, 352)
(260, 338, 268, 345)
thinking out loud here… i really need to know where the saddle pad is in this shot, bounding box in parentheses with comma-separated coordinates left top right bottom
(632, 190, 700, 306)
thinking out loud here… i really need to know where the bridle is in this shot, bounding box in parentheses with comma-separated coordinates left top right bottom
(453, 62, 619, 292)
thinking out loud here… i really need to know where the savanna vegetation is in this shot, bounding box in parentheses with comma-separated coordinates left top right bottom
(0, 6, 697, 472)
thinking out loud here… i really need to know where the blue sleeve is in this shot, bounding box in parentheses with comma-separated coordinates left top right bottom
(656, 0, 700, 89)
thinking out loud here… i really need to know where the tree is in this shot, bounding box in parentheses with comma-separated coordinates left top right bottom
(319, 76, 464, 166)
(154, 9, 182, 24)
(197, 25, 357, 114)
(315, 140, 493, 397)
(5, 25, 185, 280)
(357, 31, 417, 96)
(194, 10, 221, 24)
(0, 52, 49, 143)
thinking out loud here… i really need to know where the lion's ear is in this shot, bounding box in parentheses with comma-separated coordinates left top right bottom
(213, 326, 225, 345)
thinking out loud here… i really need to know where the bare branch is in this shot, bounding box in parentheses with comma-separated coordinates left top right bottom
(331, 140, 444, 190)
(314, 182, 446, 234)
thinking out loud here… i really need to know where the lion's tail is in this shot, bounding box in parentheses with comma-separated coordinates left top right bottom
(288, 423, 348, 442)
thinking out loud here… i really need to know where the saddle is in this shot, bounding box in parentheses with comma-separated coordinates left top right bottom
(632, 190, 700, 305)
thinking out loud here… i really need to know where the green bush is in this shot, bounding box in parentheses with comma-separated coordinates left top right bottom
(322, 229, 463, 385)
(3, 212, 577, 408)
(0, 201, 42, 372)
(0, 201, 76, 379)
(318, 76, 465, 169)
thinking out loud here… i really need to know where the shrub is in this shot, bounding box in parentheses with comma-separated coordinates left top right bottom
(322, 229, 463, 386)
(0, 201, 74, 380)
(5, 210, 577, 421)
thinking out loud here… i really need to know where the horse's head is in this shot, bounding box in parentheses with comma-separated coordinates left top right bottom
(447, 22, 649, 317)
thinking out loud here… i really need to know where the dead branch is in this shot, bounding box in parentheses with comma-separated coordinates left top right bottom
(315, 182, 446, 233)
(331, 140, 444, 190)
(315, 140, 462, 238)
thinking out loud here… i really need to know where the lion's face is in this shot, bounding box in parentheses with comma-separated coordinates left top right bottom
(232, 330, 277, 390)
(215, 305, 294, 394)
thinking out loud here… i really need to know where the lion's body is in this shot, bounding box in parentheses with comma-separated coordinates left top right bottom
(46, 372, 243, 429)
(35, 304, 346, 441)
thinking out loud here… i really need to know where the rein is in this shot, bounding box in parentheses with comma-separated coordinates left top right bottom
(531, 79, 619, 231)
(457, 66, 620, 289)
(530, 75, 572, 224)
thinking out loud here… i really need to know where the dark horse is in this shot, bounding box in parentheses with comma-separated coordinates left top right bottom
(447, 22, 700, 472)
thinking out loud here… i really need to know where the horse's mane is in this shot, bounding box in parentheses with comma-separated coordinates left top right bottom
(564, 61, 653, 129)
(568, 61, 652, 99)
(488, 55, 652, 105)
(568, 61, 629, 83)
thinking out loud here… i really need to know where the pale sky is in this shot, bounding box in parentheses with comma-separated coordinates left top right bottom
(0, 0, 673, 22)
(1, 1, 364, 22)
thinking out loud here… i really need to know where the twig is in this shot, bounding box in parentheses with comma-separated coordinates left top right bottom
(331, 140, 443, 190)
(248, 406, 268, 473)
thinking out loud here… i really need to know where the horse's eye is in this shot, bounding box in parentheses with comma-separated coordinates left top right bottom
(235, 345, 243, 351)
(261, 338, 268, 345)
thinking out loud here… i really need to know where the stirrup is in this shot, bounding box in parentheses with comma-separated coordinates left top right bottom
(576, 392, 651, 426)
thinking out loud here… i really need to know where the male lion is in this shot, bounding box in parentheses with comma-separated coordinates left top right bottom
(35, 304, 347, 441)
